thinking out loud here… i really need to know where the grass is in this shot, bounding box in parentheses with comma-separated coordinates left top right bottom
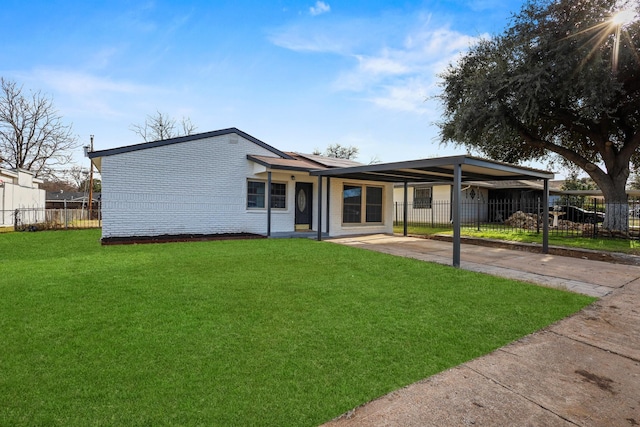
(1, 230, 595, 426)
(394, 224, 640, 255)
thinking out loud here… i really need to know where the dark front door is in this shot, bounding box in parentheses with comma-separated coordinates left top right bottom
(295, 182, 313, 230)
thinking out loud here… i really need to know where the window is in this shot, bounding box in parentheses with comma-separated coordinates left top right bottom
(343, 185, 362, 223)
(247, 180, 287, 209)
(342, 184, 383, 224)
(413, 187, 432, 209)
(366, 186, 383, 222)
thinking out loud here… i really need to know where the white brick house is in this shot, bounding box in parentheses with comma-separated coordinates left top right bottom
(89, 128, 394, 241)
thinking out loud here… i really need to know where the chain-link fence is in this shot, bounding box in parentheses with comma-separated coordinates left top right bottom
(2, 206, 101, 231)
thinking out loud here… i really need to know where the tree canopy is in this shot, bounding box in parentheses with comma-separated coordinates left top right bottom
(313, 143, 359, 160)
(438, 0, 640, 232)
(0, 78, 78, 177)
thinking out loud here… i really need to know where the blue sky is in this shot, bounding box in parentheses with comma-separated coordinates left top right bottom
(1, 0, 528, 169)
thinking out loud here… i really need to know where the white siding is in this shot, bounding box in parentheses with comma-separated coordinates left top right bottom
(101, 133, 291, 238)
(0, 170, 45, 225)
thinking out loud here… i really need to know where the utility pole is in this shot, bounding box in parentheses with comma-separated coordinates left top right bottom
(88, 135, 94, 221)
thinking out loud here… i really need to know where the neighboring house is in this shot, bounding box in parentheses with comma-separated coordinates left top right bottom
(0, 168, 46, 226)
(88, 128, 394, 241)
(393, 180, 566, 224)
(46, 191, 101, 210)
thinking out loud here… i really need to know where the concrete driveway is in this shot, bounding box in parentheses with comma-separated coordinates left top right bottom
(321, 235, 640, 426)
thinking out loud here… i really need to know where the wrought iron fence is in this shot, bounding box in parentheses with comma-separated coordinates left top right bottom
(394, 197, 638, 239)
(2, 206, 102, 231)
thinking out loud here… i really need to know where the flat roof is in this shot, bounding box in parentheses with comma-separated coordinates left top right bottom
(310, 155, 554, 182)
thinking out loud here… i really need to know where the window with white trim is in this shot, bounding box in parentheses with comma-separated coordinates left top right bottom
(413, 187, 432, 209)
(247, 180, 287, 209)
(342, 184, 383, 224)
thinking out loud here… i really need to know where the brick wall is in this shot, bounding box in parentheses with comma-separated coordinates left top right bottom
(101, 133, 288, 238)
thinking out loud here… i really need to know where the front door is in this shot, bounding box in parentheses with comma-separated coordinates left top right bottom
(295, 182, 313, 231)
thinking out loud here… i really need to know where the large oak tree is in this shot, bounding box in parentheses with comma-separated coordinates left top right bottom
(439, 0, 640, 233)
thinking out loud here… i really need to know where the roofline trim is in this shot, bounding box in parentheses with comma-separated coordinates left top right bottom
(88, 128, 294, 160)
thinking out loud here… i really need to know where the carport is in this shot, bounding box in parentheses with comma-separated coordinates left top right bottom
(310, 155, 554, 267)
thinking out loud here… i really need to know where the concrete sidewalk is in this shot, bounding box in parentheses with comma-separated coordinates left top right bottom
(321, 235, 640, 426)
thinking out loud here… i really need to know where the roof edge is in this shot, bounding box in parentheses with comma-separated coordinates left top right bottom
(88, 128, 294, 160)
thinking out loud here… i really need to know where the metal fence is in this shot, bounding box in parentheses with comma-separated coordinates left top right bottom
(394, 197, 638, 238)
(2, 206, 102, 231)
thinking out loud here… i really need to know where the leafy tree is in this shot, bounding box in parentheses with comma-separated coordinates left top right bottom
(559, 172, 598, 206)
(438, 0, 640, 233)
(81, 178, 101, 194)
(130, 111, 196, 142)
(0, 78, 79, 177)
(313, 143, 359, 160)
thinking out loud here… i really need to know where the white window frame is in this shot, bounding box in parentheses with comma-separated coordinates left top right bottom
(342, 184, 384, 225)
(413, 186, 432, 209)
(247, 180, 287, 210)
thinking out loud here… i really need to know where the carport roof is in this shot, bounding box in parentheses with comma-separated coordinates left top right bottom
(309, 155, 554, 182)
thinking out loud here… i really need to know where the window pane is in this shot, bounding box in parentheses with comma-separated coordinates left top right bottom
(271, 183, 286, 209)
(343, 185, 361, 223)
(247, 181, 265, 208)
(366, 187, 383, 222)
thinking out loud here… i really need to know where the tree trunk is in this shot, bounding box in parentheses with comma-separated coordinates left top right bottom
(600, 180, 629, 235)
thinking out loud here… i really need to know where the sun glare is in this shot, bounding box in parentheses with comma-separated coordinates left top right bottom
(611, 9, 637, 26)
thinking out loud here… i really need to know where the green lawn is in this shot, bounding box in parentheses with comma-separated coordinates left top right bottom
(1, 230, 595, 426)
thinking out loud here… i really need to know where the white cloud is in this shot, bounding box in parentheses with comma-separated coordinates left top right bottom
(269, 10, 485, 115)
(11, 69, 156, 118)
(310, 1, 331, 16)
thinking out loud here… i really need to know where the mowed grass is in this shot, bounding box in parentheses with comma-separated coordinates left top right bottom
(0, 230, 595, 426)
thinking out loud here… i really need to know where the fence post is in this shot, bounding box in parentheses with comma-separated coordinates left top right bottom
(395, 201, 397, 226)
(64, 199, 68, 229)
(593, 197, 597, 239)
(477, 194, 480, 231)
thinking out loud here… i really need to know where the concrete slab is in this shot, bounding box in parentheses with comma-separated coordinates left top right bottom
(466, 331, 640, 426)
(491, 252, 639, 289)
(550, 279, 640, 362)
(323, 366, 573, 427)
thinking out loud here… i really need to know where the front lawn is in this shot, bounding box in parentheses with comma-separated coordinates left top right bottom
(0, 230, 594, 426)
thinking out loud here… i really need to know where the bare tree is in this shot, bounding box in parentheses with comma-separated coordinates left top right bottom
(0, 78, 79, 177)
(130, 111, 197, 142)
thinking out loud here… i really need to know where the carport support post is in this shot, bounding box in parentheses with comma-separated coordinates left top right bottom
(326, 177, 330, 234)
(403, 181, 408, 236)
(317, 175, 323, 241)
(453, 163, 461, 267)
(267, 171, 272, 237)
(542, 179, 549, 254)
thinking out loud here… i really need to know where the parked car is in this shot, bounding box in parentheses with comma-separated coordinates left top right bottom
(554, 205, 605, 223)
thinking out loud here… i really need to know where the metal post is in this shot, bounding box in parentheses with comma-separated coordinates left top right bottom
(453, 164, 461, 267)
(317, 176, 323, 241)
(403, 181, 408, 236)
(88, 135, 94, 222)
(542, 179, 549, 253)
(267, 171, 272, 237)
(326, 177, 330, 234)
